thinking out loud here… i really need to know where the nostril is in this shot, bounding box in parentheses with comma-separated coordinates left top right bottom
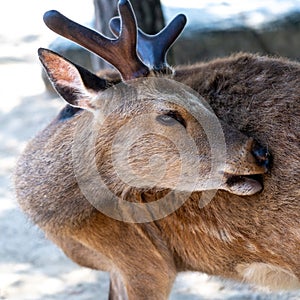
(251, 142, 271, 170)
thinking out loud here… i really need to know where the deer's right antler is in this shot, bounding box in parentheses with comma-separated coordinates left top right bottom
(43, 0, 149, 81)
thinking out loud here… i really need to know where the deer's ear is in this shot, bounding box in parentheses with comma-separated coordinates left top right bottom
(38, 48, 107, 111)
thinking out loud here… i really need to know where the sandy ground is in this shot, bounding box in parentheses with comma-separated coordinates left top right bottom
(0, 2, 300, 300)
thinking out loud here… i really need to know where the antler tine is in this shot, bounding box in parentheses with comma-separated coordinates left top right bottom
(110, 14, 187, 74)
(43, 0, 149, 80)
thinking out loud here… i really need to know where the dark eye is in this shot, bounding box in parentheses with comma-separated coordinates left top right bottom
(156, 111, 186, 127)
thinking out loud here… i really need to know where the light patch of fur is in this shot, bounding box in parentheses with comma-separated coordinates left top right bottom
(236, 262, 300, 291)
(291, 228, 300, 239)
(218, 228, 234, 243)
(245, 242, 258, 252)
(201, 225, 234, 243)
(187, 224, 234, 243)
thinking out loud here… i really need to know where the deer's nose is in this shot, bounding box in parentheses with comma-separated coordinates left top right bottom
(251, 141, 271, 171)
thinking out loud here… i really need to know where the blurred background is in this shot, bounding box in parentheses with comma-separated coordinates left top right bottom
(1, 0, 300, 299)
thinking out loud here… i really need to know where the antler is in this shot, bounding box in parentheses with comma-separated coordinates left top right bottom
(43, 0, 149, 80)
(110, 14, 187, 74)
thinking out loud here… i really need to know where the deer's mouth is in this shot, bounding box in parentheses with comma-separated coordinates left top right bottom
(223, 173, 264, 196)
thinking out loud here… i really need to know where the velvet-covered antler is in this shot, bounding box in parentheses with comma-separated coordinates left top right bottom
(43, 0, 149, 80)
(110, 13, 187, 74)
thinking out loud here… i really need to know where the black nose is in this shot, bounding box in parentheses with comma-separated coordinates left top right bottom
(251, 141, 271, 171)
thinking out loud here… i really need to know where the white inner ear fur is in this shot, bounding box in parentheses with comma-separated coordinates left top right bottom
(236, 262, 300, 291)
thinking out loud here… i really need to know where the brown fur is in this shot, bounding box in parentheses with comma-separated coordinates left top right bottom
(15, 52, 299, 299)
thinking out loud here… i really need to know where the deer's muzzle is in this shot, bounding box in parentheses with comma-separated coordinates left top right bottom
(221, 138, 271, 196)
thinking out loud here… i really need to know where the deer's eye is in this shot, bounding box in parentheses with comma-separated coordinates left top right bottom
(156, 111, 186, 128)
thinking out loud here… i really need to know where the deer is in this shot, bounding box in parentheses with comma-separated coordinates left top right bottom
(14, 0, 300, 299)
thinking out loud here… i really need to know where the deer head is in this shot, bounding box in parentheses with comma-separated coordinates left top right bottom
(39, 0, 270, 206)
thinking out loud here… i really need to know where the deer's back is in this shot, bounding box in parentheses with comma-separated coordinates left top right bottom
(166, 53, 300, 276)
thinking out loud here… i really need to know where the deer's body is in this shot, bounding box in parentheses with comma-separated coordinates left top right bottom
(14, 1, 299, 299)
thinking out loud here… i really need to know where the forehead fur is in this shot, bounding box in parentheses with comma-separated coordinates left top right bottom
(92, 77, 212, 119)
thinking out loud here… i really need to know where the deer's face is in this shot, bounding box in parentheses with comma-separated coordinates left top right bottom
(68, 77, 270, 197)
